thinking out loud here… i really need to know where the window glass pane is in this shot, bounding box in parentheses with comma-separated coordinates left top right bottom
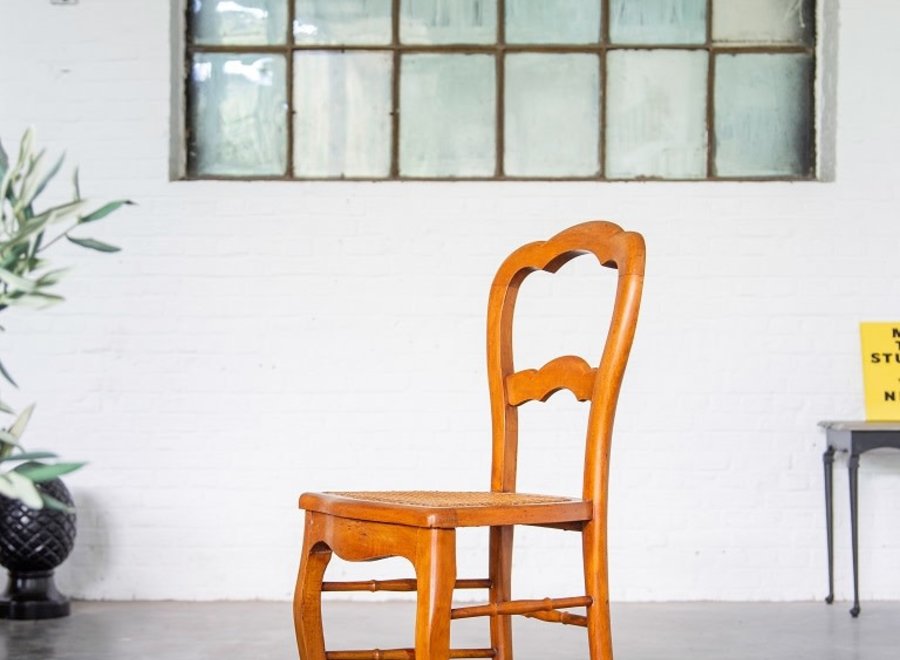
(294, 0, 392, 45)
(505, 54, 599, 177)
(505, 0, 600, 45)
(190, 0, 287, 45)
(293, 52, 392, 178)
(609, 0, 706, 44)
(606, 50, 707, 179)
(188, 53, 287, 176)
(713, 0, 814, 44)
(400, 54, 495, 177)
(400, 0, 497, 44)
(714, 53, 813, 177)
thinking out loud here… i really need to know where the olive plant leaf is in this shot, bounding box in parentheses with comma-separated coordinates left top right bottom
(0, 399, 14, 414)
(31, 152, 65, 202)
(15, 128, 33, 171)
(3, 292, 65, 309)
(0, 267, 37, 293)
(0, 165, 14, 207)
(0, 358, 18, 387)
(0, 137, 8, 174)
(66, 236, 121, 253)
(39, 491, 73, 513)
(36, 268, 68, 287)
(72, 166, 80, 200)
(0, 451, 58, 463)
(14, 461, 85, 483)
(2, 471, 43, 509)
(0, 430, 21, 446)
(8, 403, 35, 440)
(78, 200, 134, 224)
(0, 474, 18, 499)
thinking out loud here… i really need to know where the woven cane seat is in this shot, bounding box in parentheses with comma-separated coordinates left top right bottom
(300, 490, 592, 528)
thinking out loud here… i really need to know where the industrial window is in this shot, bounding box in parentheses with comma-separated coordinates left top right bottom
(183, 0, 817, 181)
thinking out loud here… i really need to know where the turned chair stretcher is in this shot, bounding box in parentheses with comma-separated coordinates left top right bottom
(293, 221, 646, 660)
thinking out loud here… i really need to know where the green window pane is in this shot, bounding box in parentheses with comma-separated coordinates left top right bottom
(400, 54, 496, 177)
(295, 0, 392, 45)
(610, 0, 706, 44)
(188, 54, 287, 176)
(504, 54, 599, 177)
(400, 0, 497, 44)
(714, 53, 814, 177)
(606, 50, 707, 179)
(505, 0, 600, 45)
(190, 0, 287, 45)
(713, 0, 814, 44)
(293, 52, 392, 178)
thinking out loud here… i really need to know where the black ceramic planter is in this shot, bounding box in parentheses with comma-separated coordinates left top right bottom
(0, 478, 76, 619)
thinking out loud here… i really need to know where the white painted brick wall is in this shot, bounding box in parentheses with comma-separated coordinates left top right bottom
(0, 0, 898, 603)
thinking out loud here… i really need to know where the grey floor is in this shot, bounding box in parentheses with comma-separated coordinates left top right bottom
(1, 600, 896, 660)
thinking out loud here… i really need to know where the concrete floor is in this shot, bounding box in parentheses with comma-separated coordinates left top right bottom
(1, 600, 896, 659)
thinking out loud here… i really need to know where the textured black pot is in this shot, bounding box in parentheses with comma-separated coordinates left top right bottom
(0, 478, 77, 619)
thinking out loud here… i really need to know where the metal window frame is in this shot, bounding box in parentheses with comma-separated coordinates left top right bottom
(183, 0, 817, 182)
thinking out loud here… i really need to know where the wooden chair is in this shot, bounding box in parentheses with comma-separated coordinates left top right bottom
(293, 221, 645, 660)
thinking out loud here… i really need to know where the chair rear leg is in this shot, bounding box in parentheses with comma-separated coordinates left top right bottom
(489, 525, 514, 660)
(414, 528, 456, 660)
(582, 523, 613, 660)
(294, 513, 333, 660)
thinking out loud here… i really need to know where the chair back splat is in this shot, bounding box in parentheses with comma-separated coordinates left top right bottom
(487, 221, 646, 507)
(294, 220, 646, 660)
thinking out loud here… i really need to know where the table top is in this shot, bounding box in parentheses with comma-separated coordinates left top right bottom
(820, 421, 900, 432)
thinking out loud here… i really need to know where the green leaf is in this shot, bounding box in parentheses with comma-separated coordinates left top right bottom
(31, 152, 65, 201)
(36, 198, 86, 224)
(0, 164, 14, 207)
(78, 199, 133, 224)
(0, 474, 17, 499)
(66, 236, 121, 253)
(0, 242, 29, 269)
(14, 461, 85, 482)
(2, 291, 65, 309)
(72, 166, 80, 201)
(0, 267, 37, 293)
(9, 403, 34, 440)
(0, 430, 21, 446)
(0, 358, 18, 388)
(15, 128, 34, 171)
(36, 268, 68, 287)
(2, 471, 43, 509)
(0, 137, 9, 175)
(0, 399, 14, 414)
(40, 492, 74, 513)
(0, 451, 58, 463)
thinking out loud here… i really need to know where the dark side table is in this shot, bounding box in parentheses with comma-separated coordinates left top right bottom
(821, 420, 900, 617)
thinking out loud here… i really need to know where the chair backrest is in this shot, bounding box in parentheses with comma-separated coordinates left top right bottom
(487, 221, 645, 508)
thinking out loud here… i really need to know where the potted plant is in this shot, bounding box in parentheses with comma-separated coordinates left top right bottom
(0, 128, 132, 618)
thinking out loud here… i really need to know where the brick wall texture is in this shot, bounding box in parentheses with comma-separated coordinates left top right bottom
(1, 0, 899, 602)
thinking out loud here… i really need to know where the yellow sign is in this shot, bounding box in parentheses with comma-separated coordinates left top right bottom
(860, 322, 900, 421)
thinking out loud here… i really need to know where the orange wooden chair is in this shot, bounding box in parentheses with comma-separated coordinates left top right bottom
(293, 221, 645, 660)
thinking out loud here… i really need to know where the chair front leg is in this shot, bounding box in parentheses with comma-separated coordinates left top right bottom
(414, 528, 457, 660)
(294, 512, 333, 660)
(489, 525, 514, 660)
(582, 521, 613, 660)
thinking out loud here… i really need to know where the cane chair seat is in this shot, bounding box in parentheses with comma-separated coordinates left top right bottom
(301, 490, 592, 529)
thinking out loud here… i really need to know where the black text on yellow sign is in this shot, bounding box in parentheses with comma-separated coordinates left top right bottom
(860, 323, 900, 421)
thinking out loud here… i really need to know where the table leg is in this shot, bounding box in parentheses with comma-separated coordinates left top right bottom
(823, 447, 835, 604)
(848, 453, 861, 617)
